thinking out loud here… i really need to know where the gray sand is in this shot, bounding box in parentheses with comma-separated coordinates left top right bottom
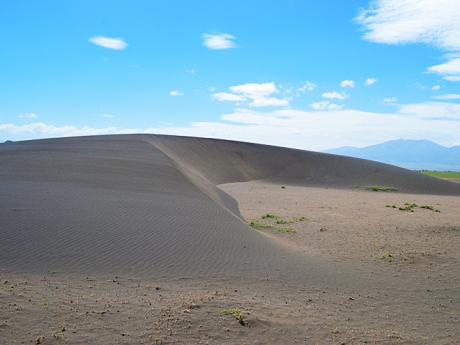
(1, 134, 459, 279)
(1, 134, 460, 344)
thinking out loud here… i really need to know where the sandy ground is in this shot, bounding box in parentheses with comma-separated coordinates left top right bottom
(2, 136, 460, 344)
(2, 271, 458, 345)
(220, 182, 460, 272)
(2, 181, 460, 344)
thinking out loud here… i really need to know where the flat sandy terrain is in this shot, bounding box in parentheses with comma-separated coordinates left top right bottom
(1, 135, 459, 344)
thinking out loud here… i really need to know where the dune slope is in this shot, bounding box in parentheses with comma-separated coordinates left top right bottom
(1, 134, 459, 278)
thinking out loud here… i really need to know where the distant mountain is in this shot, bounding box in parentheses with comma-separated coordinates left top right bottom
(325, 139, 460, 171)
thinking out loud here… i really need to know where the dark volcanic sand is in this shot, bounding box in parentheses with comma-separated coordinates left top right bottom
(1, 135, 459, 344)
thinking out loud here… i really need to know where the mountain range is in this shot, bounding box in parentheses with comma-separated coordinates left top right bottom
(325, 139, 460, 171)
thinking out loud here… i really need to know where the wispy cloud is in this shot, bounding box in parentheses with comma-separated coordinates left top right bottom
(249, 97, 289, 107)
(427, 58, 460, 81)
(213, 82, 288, 107)
(340, 80, 355, 88)
(89, 36, 127, 50)
(398, 101, 460, 119)
(432, 85, 441, 90)
(322, 91, 348, 100)
(382, 97, 399, 105)
(103, 114, 115, 118)
(431, 94, 460, 100)
(202, 33, 237, 50)
(18, 112, 37, 119)
(213, 92, 246, 102)
(0, 122, 132, 137)
(4, 102, 460, 150)
(356, 0, 460, 82)
(365, 78, 377, 86)
(310, 101, 344, 111)
(355, 0, 460, 51)
(169, 90, 183, 97)
(298, 81, 317, 92)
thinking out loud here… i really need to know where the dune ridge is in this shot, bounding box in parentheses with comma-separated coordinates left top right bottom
(1, 134, 459, 279)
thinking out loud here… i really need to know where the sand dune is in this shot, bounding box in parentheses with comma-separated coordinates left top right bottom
(151, 134, 460, 194)
(1, 134, 459, 278)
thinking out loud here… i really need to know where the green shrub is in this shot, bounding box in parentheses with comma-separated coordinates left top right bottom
(222, 307, 247, 326)
(365, 185, 398, 192)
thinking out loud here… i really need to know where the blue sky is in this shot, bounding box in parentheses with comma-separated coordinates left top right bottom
(1, 0, 459, 150)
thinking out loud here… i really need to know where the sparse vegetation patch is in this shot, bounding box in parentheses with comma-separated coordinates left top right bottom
(275, 219, 291, 225)
(399, 202, 418, 212)
(248, 214, 307, 234)
(386, 203, 440, 213)
(261, 213, 278, 219)
(365, 185, 398, 192)
(249, 221, 274, 229)
(379, 251, 395, 262)
(276, 227, 296, 234)
(222, 307, 247, 326)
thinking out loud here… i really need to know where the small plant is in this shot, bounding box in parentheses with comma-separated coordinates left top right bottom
(222, 307, 247, 326)
(389, 202, 441, 213)
(420, 205, 434, 210)
(249, 221, 273, 229)
(276, 219, 291, 224)
(365, 186, 398, 192)
(420, 205, 441, 212)
(379, 251, 395, 262)
(261, 213, 278, 219)
(249, 214, 305, 234)
(399, 203, 418, 212)
(276, 227, 296, 234)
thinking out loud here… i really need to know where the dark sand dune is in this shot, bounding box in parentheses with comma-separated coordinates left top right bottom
(1, 134, 459, 278)
(151, 134, 460, 194)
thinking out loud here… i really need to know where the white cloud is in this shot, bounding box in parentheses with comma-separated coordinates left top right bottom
(18, 112, 37, 119)
(0, 122, 133, 137)
(103, 114, 114, 118)
(399, 101, 460, 119)
(249, 97, 289, 107)
(322, 91, 348, 100)
(431, 85, 441, 90)
(298, 81, 317, 92)
(356, 0, 460, 51)
(2, 102, 460, 150)
(89, 36, 127, 50)
(427, 58, 460, 81)
(202, 33, 236, 50)
(213, 92, 246, 102)
(229, 82, 276, 97)
(382, 97, 399, 104)
(365, 78, 377, 85)
(213, 82, 288, 107)
(340, 80, 355, 88)
(445, 76, 460, 82)
(310, 101, 344, 111)
(169, 90, 183, 97)
(431, 94, 460, 100)
(356, 1, 460, 82)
